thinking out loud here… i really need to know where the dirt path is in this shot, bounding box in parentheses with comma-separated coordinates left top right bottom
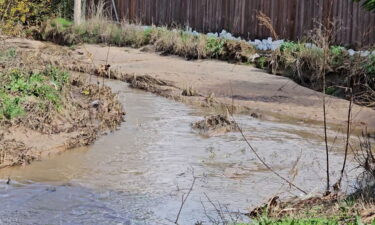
(81, 44, 375, 134)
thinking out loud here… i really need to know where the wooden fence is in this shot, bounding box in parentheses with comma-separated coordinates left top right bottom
(107, 0, 375, 47)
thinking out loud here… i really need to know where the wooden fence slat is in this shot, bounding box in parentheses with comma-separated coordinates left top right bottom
(108, 0, 375, 47)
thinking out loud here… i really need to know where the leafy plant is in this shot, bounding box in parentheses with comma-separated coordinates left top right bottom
(0, 66, 70, 121)
(365, 54, 375, 76)
(280, 41, 303, 53)
(256, 56, 268, 69)
(206, 37, 225, 58)
(330, 46, 346, 67)
(0, 93, 24, 120)
(353, 0, 375, 12)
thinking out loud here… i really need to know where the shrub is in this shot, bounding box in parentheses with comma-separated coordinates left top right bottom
(0, 93, 24, 120)
(206, 37, 225, 58)
(0, 0, 74, 35)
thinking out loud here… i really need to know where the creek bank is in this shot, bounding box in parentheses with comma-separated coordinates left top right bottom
(66, 43, 375, 136)
(38, 18, 375, 111)
(0, 37, 124, 168)
(248, 192, 375, 224)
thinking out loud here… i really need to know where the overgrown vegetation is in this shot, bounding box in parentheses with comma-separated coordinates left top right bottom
(0, 42, 124, 167)
(36, 8, 375, 108)
(354, 0, 375, 12)
(0, 66, 69, 120)
(38, 12, 257, 62)
(0, 0, 73, 35)
(246, 191, 375, 224)
(264, 40, 375, 108)
(248, 217, 365, 225)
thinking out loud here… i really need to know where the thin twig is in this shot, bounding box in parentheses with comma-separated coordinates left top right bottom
(228, 83, 307, 195)
(204, 193, 227, 224)
(320, 32, 330, 193)
(338, 88, 353, 187)
(175, 177, 197, 224)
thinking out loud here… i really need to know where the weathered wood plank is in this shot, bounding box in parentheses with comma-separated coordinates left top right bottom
(108, 0, 375, 46)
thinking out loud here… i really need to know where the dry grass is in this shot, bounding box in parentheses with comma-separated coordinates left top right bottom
(38, 1, 256, 63)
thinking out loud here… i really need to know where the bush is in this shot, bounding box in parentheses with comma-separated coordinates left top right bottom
(0, 0, 73, 35)
(206, 37, 225, 58)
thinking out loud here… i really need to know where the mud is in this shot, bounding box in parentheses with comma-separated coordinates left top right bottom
(0, 38, 125, 168)
(58, 43, 373, 136)
(1, 37, 373, 165)
(192, 114, 238, 136)
(0, 78, 362, 224)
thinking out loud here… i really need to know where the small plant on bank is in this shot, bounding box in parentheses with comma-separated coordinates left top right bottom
(206, 37, 225, 58)
(0, 66, 69, 121)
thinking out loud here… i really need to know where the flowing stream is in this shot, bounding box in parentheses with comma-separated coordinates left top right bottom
(0, 79, 357, 225)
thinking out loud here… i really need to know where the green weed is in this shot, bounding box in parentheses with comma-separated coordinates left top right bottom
(246, 216, 367, 225)
(330, 46, 346, 67)
(0, 66, 69, 120)
(0, 92, 24, 120)
(280, 41, 303, 53)
(365, 54, 375, 76)
(206, 37, 225, 58)
(51, 18, 73, 29)
(256, 56, 268, 69)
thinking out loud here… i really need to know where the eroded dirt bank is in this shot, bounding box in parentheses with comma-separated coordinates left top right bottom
(76, 44, 375, 135)
(0, 37, 124, 168)
(1, 37, 374, 169)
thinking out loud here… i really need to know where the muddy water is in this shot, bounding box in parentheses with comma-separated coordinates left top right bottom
(0, 80, 357, 225)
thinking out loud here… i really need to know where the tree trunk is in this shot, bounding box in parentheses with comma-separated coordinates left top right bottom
(74, 0, 82, 25)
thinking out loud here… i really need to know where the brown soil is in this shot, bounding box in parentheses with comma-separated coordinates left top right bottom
(73, 44, 375, 136)
(0, 37, 125, 168)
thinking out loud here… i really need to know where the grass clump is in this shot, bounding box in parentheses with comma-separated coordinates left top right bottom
(38, 16, 256, 62)
(267, 40, 375, 108)
(247, 217, 365, 225)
